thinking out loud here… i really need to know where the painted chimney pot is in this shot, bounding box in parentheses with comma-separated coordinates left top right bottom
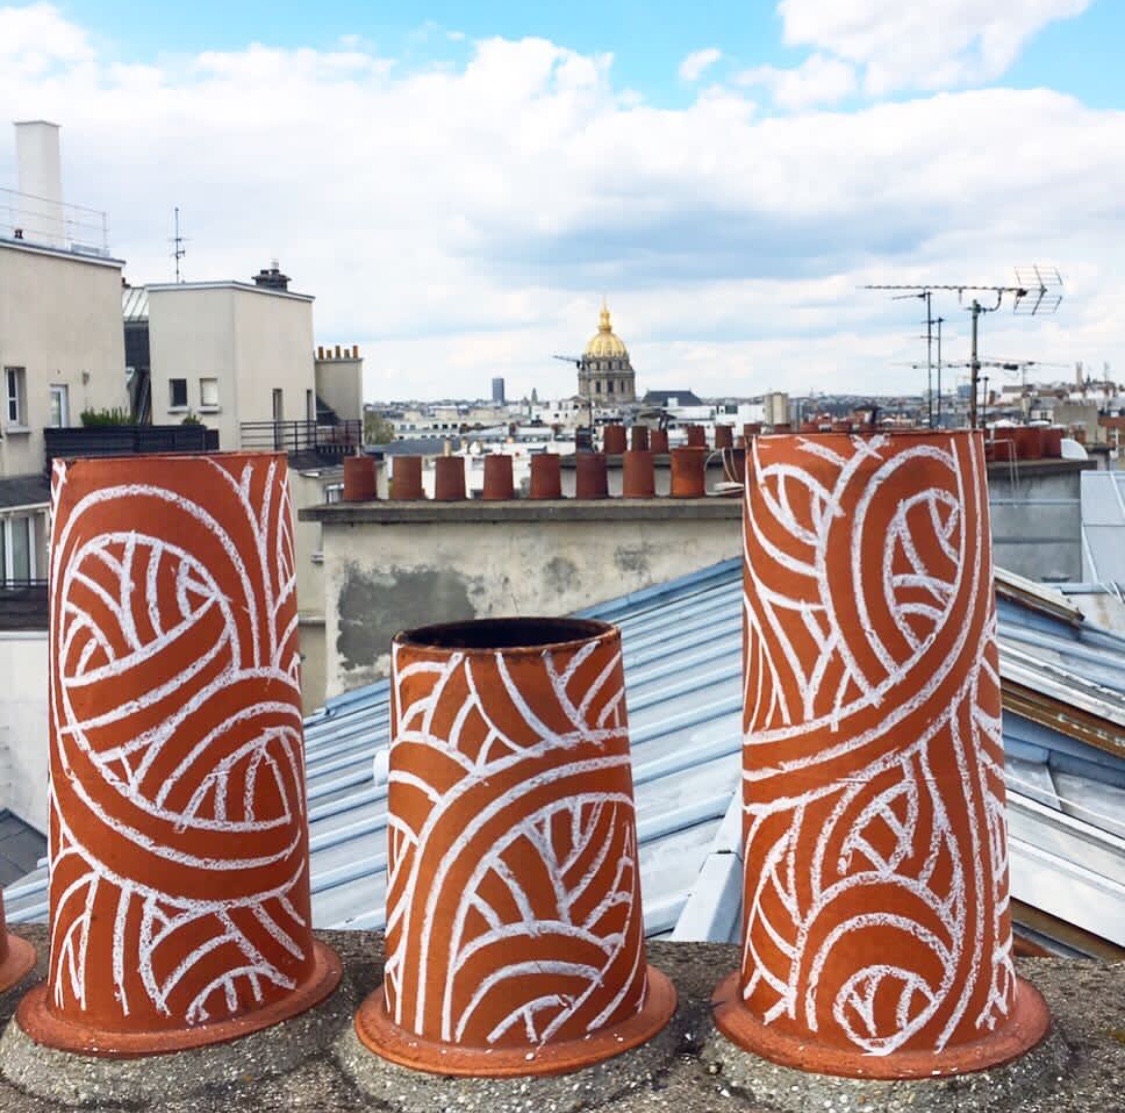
(714, 431, 1050, 1079)
(354, 617, 676, 1076)
(18, 452, 341, 1056)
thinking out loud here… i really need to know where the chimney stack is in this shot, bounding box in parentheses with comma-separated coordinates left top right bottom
(252, 260, 291, 291)
(14, 121, 64, 247)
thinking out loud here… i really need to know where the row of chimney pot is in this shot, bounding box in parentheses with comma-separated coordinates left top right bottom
(316, 344, 361, 360)
(1, 435, 1048, 1086)
(343, 449, 720, 502)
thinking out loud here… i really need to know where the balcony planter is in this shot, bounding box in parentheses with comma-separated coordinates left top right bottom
(714, 431, 1049, 1078)
(354, 617, 676, 1076)
(18, 452, 341, 1056)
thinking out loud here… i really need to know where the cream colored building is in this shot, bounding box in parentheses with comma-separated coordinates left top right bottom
(0, 237, 128, 582)
(147, 280, 318, 448)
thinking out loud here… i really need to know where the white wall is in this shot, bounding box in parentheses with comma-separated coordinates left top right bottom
(147, 283, 315, 451)
(0, 241, 127, 479)
(0, 631, 48, 831)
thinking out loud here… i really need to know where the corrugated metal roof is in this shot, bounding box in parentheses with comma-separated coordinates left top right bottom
(121, 284, 148, 323)
(6, 559, 1124, 953)
(1081, 470, 1125, 583)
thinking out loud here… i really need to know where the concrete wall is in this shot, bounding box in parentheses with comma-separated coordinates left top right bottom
(988, 460, 1090, 581)
(147, 283, 316, 450)
(0, 241, 127, 479)
(0, 630, 48, 831)
(309, 501, 743, 696)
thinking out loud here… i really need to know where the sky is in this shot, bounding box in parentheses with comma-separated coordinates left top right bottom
(1, 0, 1123, 403)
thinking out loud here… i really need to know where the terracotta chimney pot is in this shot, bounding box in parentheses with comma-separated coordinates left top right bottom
(622, 450, 655, 499)
(685, 425, 706, 449)
(575, 453, 608, 499)
(391, 456, 425, 500)
(714, 425, 733, 449)
(343, 455, 378, 501)
(649, 429, 670, 455)
(482, 454, 515, 500)
(602, 424, 627, 456)
(529, 454, 563, 499)
(670, 446, 707, 498)
(714, 431, 1050, 1079)
(354, 617, 676, 1076)
(434, 456, 467, 501)
(18, 453, 342, 1056)
(0, 897, 35, 993)
(630, 426, 650, 452)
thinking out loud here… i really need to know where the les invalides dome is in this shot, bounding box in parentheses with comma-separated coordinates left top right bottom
(578, 303, 636, 404)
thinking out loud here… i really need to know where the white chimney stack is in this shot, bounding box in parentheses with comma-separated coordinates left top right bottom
(14, 120, 64, 247)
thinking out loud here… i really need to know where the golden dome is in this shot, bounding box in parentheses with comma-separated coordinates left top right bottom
(584, 303, 629, 360)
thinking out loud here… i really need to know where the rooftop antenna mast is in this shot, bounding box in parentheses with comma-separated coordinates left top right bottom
(171, 206, 188, 283)
(864, 267, 1062, 428)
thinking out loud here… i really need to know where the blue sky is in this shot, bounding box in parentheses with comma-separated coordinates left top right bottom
(2, 1, 1123, 400)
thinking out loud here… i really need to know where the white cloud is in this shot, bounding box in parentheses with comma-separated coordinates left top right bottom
(737, 53, 856, 110)
(678, 48, 721, 83)
(777, 0, 1091, 95)
(0, 4, 1120, 402)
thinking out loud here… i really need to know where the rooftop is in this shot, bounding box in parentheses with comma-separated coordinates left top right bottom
(0, 927, 1119, 1112)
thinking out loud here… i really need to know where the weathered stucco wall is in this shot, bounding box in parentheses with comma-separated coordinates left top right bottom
(313, 502, 743, 696)
(0, 630, 48, 830)
(988, 460, 1091, 581)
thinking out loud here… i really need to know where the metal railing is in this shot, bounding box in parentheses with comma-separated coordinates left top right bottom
(239, 420, 362, 458)
(0, 187, 110, 256)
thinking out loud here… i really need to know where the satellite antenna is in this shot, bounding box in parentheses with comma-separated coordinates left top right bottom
(171, 206, 188, 283)
(864, 268, 1063, 427)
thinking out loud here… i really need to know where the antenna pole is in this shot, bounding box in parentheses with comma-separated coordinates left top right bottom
(924, 290, 934, 428)
(969, 300, 981, 429)
(173, 207, 186, 283)
(935, 316, 944, 428)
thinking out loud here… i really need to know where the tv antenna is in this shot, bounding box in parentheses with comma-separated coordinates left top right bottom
(170, 206, 188, 283)
(864, 267, 1062, 428)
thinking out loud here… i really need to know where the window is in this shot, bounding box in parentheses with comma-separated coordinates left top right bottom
(49, 384, 69, 428)
(199, 377, 219, 410)
(169, 378, 188, 409)
(0, 515, 35, 586)
(607, 380, 615, 394)
(5, 367, 27, 427)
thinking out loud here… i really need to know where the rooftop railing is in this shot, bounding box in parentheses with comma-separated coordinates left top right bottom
(239, 420, 362, 459)
(0, 187, 110, 257)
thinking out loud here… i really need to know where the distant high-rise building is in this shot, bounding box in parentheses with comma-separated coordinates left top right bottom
(491, 376, 505, 404)
(578, 303, 636, 404)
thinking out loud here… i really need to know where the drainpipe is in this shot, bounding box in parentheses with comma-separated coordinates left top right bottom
(354, 617, 676, 1075)
(715, 430, 1050, 1078)
(19, 453, 341, 1055)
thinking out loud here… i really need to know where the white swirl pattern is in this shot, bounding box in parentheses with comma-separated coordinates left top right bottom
(47, 455, 314, 1029)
